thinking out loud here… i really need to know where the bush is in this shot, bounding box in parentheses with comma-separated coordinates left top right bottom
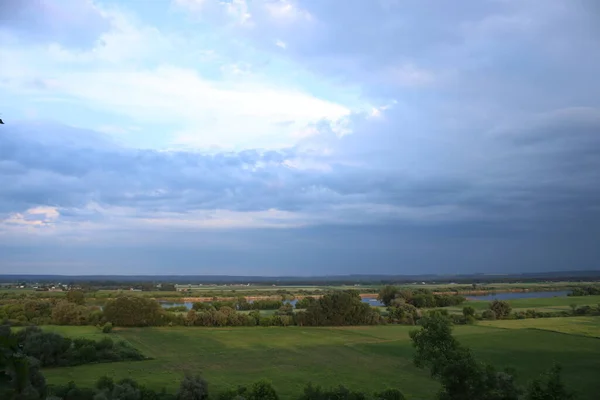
(298, 384, 367, 400)
(247, 380, 278, 400)
(7, 324, 145, 367)
(374, 388, 406, 400)
(462, 306, 476, 317)
(489, 300, 511, 319)
(102, 322, 113, 333)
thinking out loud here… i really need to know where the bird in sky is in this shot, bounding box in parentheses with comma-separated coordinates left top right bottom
(0, 119, 4, 124)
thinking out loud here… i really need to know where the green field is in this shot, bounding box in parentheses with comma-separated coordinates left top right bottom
(40, 317, 600, 400)
(456, 294, 600, 312)
(479, 316, 600, 338)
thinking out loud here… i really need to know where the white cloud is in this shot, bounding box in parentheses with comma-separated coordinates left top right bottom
(263, 0, 312, 22)
(50, 65, 349, 148)
(2, 207, 60, 230)
(275, 39, 287, 49)
(173, 0, 207, 11)
(0, 5, 355, 150)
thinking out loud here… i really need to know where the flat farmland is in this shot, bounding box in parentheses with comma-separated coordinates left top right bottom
(41, 317, 600, 399)
(455, 294, 600, 312)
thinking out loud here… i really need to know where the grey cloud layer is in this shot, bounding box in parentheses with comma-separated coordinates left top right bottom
(1, 0, 599, 273)
(2, 105, 599, 232)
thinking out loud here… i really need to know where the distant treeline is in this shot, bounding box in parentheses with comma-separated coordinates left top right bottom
(569, 285, 600, 296)
(3, 270, 600, 286)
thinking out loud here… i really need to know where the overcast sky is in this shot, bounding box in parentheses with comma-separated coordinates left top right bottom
(1, 0, 599, 276)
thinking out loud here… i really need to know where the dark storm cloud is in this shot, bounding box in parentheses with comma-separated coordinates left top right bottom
(1, 0, 599, 274)
(2, 106, 600, 234)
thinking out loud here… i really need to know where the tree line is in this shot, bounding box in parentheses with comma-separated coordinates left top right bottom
(568, 285, 600, 296)
(191, 298, 285, 311)
(378, 286, 466, 308)
(4, 291, 599, 330)
(104, 291, 381, 328)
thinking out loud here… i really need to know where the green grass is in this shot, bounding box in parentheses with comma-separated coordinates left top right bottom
(40, 319, 600, 400)
(479, 316, 600, 338)
(458, 295, 600, 312)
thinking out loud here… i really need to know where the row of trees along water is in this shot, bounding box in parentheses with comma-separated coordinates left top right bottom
(2, 288, 600, 328)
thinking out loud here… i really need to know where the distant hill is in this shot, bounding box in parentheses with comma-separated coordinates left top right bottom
(1, 271, 599, 285)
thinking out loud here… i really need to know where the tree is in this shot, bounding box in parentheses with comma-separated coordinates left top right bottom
(462, 307, 476, 318)
(160, 284, 177, 292)
(378, 286, 399, 307)
(525, 365, 575, 400)
(103, 297, 162, 327)
(303, 291, 380, 326)
(0, 329, 46, 400)
(102, 323, 113, 334)
(489, 300, 512, 319)
(410, 313, 521, 400)
(177, 375, 208, 400)
(246, 380, 278, 400)
(51, 301, 87, 325)
(275, 303, 294, 316)
(111, 381, 141, 400)
(66, 290, 86, 306)
(387, 302, 419, 324)
(482, 310, 496, 320)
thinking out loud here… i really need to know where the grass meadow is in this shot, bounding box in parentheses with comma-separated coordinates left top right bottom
(40, 316, 600, 400)
(452, 294, 600, 313)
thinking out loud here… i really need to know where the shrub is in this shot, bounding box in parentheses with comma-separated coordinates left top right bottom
(489, 300, 511, 319)
(247, 380, 278, 400)
(102, 322, 113, 333)
(374, 388, 406, 400)
(482, 309, 496, 320)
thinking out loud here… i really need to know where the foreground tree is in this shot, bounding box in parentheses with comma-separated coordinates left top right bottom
(0, 327, 46, 400)
(410, 314, 576, 400)
(410, 313, 521, 400)
(525, 365, 575, 400)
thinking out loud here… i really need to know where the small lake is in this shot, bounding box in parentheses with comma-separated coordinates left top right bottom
(466, 290, 570, 301)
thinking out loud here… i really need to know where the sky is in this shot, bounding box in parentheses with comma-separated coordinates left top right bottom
(0, 0, 599, 276)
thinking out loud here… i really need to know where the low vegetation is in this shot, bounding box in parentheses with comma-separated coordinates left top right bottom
(2, 325, 145, 368)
